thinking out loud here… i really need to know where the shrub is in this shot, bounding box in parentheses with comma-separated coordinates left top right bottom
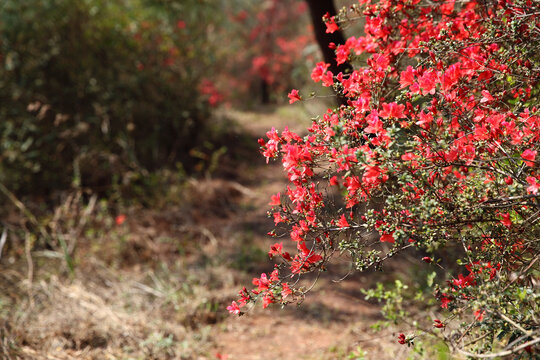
(231, 0, 539, 357)
(0, 0, 218, 195)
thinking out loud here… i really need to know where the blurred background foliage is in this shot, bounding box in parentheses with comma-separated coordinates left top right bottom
(0, 0, 251, 198)
(0, 0, 316, 200)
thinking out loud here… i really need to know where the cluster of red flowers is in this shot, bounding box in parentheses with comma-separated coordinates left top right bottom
(231, 0, 538, 355)
(199, 79, 224, 107)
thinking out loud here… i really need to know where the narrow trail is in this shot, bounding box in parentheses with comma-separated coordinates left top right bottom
(211, 108, 405, 360)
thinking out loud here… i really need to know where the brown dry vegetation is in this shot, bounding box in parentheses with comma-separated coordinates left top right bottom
(1, 106, 421, 359)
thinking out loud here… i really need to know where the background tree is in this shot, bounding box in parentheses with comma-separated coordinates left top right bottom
(305, 0, 351, 76)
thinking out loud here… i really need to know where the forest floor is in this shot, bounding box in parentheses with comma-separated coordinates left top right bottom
(0, 105, 417, 360)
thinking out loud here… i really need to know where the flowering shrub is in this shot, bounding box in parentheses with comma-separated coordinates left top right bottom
(230, 0, 539, 356)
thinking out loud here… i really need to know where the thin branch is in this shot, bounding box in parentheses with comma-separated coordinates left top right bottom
(25, 233, 34, 308)
(457, 337, 540, 358)
(497, 312, 530, 335)
(0, 228, 7, 260)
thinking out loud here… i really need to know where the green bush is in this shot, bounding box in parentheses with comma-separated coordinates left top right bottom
(0, 0, 217, 195)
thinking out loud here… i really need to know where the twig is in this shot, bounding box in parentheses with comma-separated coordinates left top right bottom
(0, 181, 50, 241)
(463, 333, 491, 347)
(504, 330, 540, 351)
(459, 231, 473, 266)
(457, 337, 540, 358)
(25, 233, 34, 308)
(132, 281, 165, 298)
(0, 228, 7, 260)
(503, 255, 539, 291)
(497, 312, 530, 335)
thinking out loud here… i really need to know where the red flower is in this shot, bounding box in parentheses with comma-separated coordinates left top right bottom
(369, 53, 390, 71)
(500, 213, 512, 228)
(115, 214, 126, 225)
(335, 44, 350, 65)
(397, 333, 406, 344)
(337, 214, 349, 228)
(321, 71, 334, 87)
(227, 301, 241, 315)
(399, 66, 415, 89)
(451, 273, 475, 288)
(439, 294, 452, 308)
(441, 63, 462, 91)
(416, 110, 433, 129)
(380, 232, 395, 243)
(252, 273, 270, 292)
(281, 283, 293, 299)
(526, 176, 540, 194)
(323, 13, 339, 33)
(288, 89, 301, 104)
(380, 102, 405, 119)
(270, 269, 279, 282)
(273, 212, 286, 224)
(422, 256, 432, 263)
(522, 149, 537, 166)
(262, 292, 274, 309)
(433, 319, 445, 328)
(269, 243, 283, 258)
(325, 18, 339, 33)
(440, 0, 455, 14)
(418, 70, 437, 95)
(480, 90, 494, 103)
(269, 193, 281, 206)
(311, 62, 330, 82)
(474, 309, 485, 321)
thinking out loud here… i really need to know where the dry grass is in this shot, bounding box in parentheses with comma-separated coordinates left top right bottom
(0, 173, 253, 359)
(0, 236, 241, 359)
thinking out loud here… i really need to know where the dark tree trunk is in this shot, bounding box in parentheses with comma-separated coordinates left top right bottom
(261, 78, 270, 104)
(305, 0, 352, 77)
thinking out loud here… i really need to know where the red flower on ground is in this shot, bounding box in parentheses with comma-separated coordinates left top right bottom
(115, 214, 126, 225)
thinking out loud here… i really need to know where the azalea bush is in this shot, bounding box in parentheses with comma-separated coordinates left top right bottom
(230, 0, 540, 357)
